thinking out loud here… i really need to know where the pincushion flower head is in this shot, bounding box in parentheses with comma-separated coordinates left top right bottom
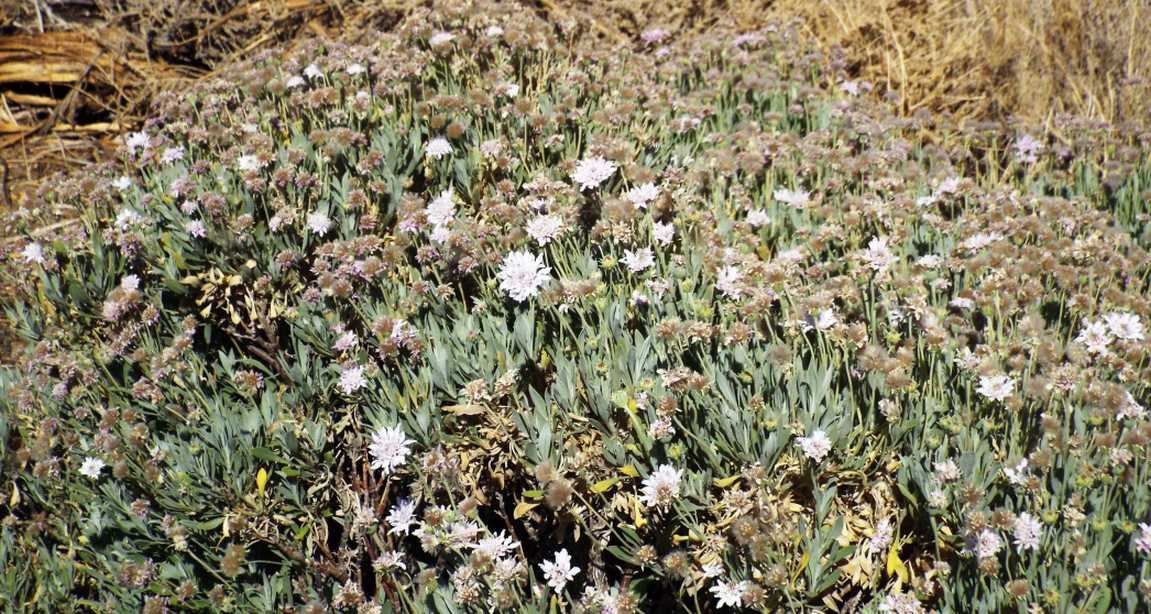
(570, 155, 617, 191)
(525, 213, 565, 246)
(773, 187, 811, 208)
(1104, 311, 1144, 341)
(652, 220, 675, 246)
(715, 265, 744, 299)
(624, 182, 660, 208)
(79, 457, 105, 480)
(307, 211, 332, 235)
(369, 424, 415, 475)
(710, 580, 746, 609)
(977, 375, 1015, 402)
(797, 430, 831, 463)
(639, 463, 683, 508)
(539, 549, 580, 592)
(425, 188, 456, 227)
(425, 137, 453, 160)
(622, 248, 655, 273)
(338, 364, 367, 394)
(21, 242, 44, 264)
(497, 250, 552, 302)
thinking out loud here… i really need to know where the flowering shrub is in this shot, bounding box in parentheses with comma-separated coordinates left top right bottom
(3, 2, 1151, 612)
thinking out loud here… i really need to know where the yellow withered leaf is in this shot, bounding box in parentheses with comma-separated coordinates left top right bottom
(590, 477, 619, 493)
(620, 465, 640, 478)
(513, 501, 539, 519)
(713, 474, 741, 488)
(886, 543, 909, 585)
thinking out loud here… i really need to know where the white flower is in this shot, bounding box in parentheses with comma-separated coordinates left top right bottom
(525, 214, 565, 246)
(307, 211, 333, 235)
(1104, 311, 1144, 341)
(861, 236, 897, 273)
(79, 457, 105, 480)
(639, 464, 683, 508)
(485, 25, 504, 38)
(652, 221, 675, 246)
(185, 220, 207, 238)
(878, 590, 925, 614)
(285, 75, 306, 88)
(471, 531, 518, 560)
(1135, 523, 1151, 555)
(866, 518, 894, 555)
(621, 248, 655, 273)
(805, 308, 837, 332)
(497, 251, 552, 302)
(709, 580, 746, 609)
(746, 208, 770, 227)
(570, 156, 617, 191)
(112, 176, 132, 190)
(429, 31, 456, 46)
(1014, 134, 1043, 164)
(1076, 319, 1112, 354)
(237, 154, 262, 173)
(773, 188, 811, 208)
(115, 209, 142, 230)
(120, 275, 140, 291)
(797, 430, 832, 463)
(386, 499, 418, 535)
(20, 242, 44, 264)
(916, 254, 942, 268)
(1119, 391, 1146, 420)
(624, 182, 660, 208)
(425, 189, 456, 227)
(346, 63, 365, 75)
(539, 549, 580, 592)
(934, 459, 961, 483)
(373, 550, 405, 571)
(1003, 458, 1029, 486)
(641, 28, 669, 44)
(1013, 513, 1042, 551)
(977, 375, 1015, 402)
(972, 528, 1002, 559)
(425, 137, 454, 160)
(715, 265, 744, 299)
(960, 232, 1001, 252)
(125, 131, 150, 154)
(160, 147, 184, 164)
(369, 425, 414, 474)
(338, 365, 367, 394)
(333, 330, 358, 352)
(304, 63, 323, 79)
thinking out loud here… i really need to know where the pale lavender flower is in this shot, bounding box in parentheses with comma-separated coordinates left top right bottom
(977, 375, 1015, 402)
(497, 251, 552, 302)
(425, 189, 456, 226)
(525, 214, 565, 246)
(429, 31, 456, 47)
(773, 187, 811, 209)
(621, 248, 655, 273)
(1104, 312, 1144, 342)
(861, 236, 897, 273)
(715, 265, 744, 299)
(1136, 523, 1151, 555)
(540, 549, 580, 592)
(639, 464, 683, 509)
(369, 425, 414, 474)
(1076, 319, 1112, 354)
(79, 457, 105, 480)
(236, 154, 262, 173)
(624, 182, 660, 208)
(185, 220, 207, 238)
(338, 365, 367, 394)
(797, 430, 832, 463)
(1013, 513, 1042, 551)
(425, 137, 454, 160)
(973, 528, 1002, 559)
(652, 221, 675, 246)
(307, 211, 333, 235)
(709, 580, 746, 609)
(570, 156, 617, 191)
(20, 242, 44, 264)
(746, 209, 770, 227)
(386, 499, 418, 535)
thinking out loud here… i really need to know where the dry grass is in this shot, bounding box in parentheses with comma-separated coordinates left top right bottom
(774, 0, 1151, 127)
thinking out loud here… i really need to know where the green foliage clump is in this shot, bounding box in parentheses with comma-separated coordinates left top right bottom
(3, 2, 1151, 612)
